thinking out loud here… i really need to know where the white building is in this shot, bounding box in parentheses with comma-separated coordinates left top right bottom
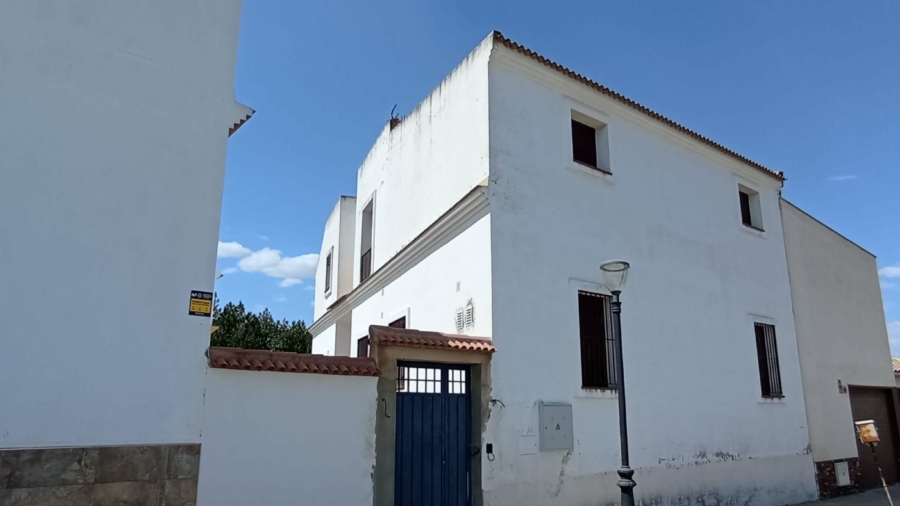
(0, 1, 250, 503)
(782, 201, 897, 496)
(309, 31, 852, 506)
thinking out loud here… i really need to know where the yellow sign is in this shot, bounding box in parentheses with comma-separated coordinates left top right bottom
(189, 290, 213, 317)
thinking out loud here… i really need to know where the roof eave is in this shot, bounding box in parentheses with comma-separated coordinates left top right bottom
(491, 31, 785, 184)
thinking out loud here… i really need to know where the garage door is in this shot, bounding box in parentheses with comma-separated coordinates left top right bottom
(849, 387, 899, 489)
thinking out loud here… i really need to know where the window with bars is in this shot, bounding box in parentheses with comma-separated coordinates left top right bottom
(397, 366, 441, 393)
(395, 365, 467, 395)
(577, 291, 617, 389)
(448, 368, 467, 394)
(754, 323, 783, 397)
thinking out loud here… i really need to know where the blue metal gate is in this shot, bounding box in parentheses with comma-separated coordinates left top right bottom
(394, 361, 472, 506)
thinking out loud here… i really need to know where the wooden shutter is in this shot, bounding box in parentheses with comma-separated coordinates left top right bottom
(739, 192, 753, 226)
(572, 120, 598, 167)
(357, 336, 370, 358)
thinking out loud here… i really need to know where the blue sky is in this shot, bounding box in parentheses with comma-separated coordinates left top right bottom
(215, 1, 899, 349)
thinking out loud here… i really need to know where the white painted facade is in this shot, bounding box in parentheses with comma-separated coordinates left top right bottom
(312, 37, 494, 351)
(314, 196, 358, 321)
(782, 200, 894, 463)
(313, 196, 357, 356)
(481, 45, 814, 506)
(198, 369, 378, 506)
(308, 33, 842, 505)
(0, 1, 248, 448)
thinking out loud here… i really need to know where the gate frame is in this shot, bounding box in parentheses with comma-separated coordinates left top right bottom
(372, 344, 492, 506)
(394, 360, 473, 505)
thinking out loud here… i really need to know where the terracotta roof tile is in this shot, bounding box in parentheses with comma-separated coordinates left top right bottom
(893, 357, 900, 374)
(492, 31, 785, 183)
(228, 110, 254, 137)
(369, 325, 496, 353)
(209, 347, 380, 377)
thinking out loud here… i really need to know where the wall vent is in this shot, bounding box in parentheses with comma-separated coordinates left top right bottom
(455, 307, 465, 333)
(465, 300, 475, 330)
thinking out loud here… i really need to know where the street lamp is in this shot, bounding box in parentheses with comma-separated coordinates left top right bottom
(600, 260, 634, 506)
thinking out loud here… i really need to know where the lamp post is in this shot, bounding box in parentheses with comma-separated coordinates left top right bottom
(600, 260, 634, 506)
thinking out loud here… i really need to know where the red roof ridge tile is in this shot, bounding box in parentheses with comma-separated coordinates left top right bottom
(491, 31, 785, 183)
(208, 347, 380, 377)
(368, 325, 496, 353)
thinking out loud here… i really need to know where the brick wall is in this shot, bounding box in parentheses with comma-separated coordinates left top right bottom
(815, 458, 861, 499)
(0, 444, 199, 505)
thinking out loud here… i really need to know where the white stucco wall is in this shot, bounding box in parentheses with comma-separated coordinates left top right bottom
(313, 36, 494, 355)
(349, 214, 492, 355)
(312, 324, 338, 356)
(782, 200, 894, 463)
(0, 0, 243, 448)
(352, 37, 492, 289)
(314, 196, 357, 321)
(337, 198, 358, 299)
(197, 369, 377, 506)
(481, 47, 816, 505)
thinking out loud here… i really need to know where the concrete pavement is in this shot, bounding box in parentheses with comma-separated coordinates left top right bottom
(808, 486, 900, 506)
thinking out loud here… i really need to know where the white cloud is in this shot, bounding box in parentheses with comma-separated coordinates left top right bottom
(259, 235, 270, 241)
(889, 322, 900, 356)
(273, 294, 287, 303)
(237, 247, 318, 287)
(828, 175, 858, 182)
(221, 267, 238, 275)
(218, 241, 251, 258)
(879, 266, 900, 278)
(303, 285, 315, 291)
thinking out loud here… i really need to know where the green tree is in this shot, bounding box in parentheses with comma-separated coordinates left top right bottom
(211, 298, 312, 354)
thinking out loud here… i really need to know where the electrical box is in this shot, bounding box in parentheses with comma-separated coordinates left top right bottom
(539, 402, 574, 451)
(835, 461, 851, 487)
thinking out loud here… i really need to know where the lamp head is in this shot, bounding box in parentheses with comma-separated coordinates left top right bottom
(600, 260, 630, 294)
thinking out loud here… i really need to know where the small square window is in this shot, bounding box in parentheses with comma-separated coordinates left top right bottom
(571, 112, 611, 174)
(738, 185, 764, 231)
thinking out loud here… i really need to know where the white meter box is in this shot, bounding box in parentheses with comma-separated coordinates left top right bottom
(539, 402, 573, 451)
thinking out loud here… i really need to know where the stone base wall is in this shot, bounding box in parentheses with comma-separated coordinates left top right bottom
(815, 458, 861, 499)
(0, 444, 199, 506)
